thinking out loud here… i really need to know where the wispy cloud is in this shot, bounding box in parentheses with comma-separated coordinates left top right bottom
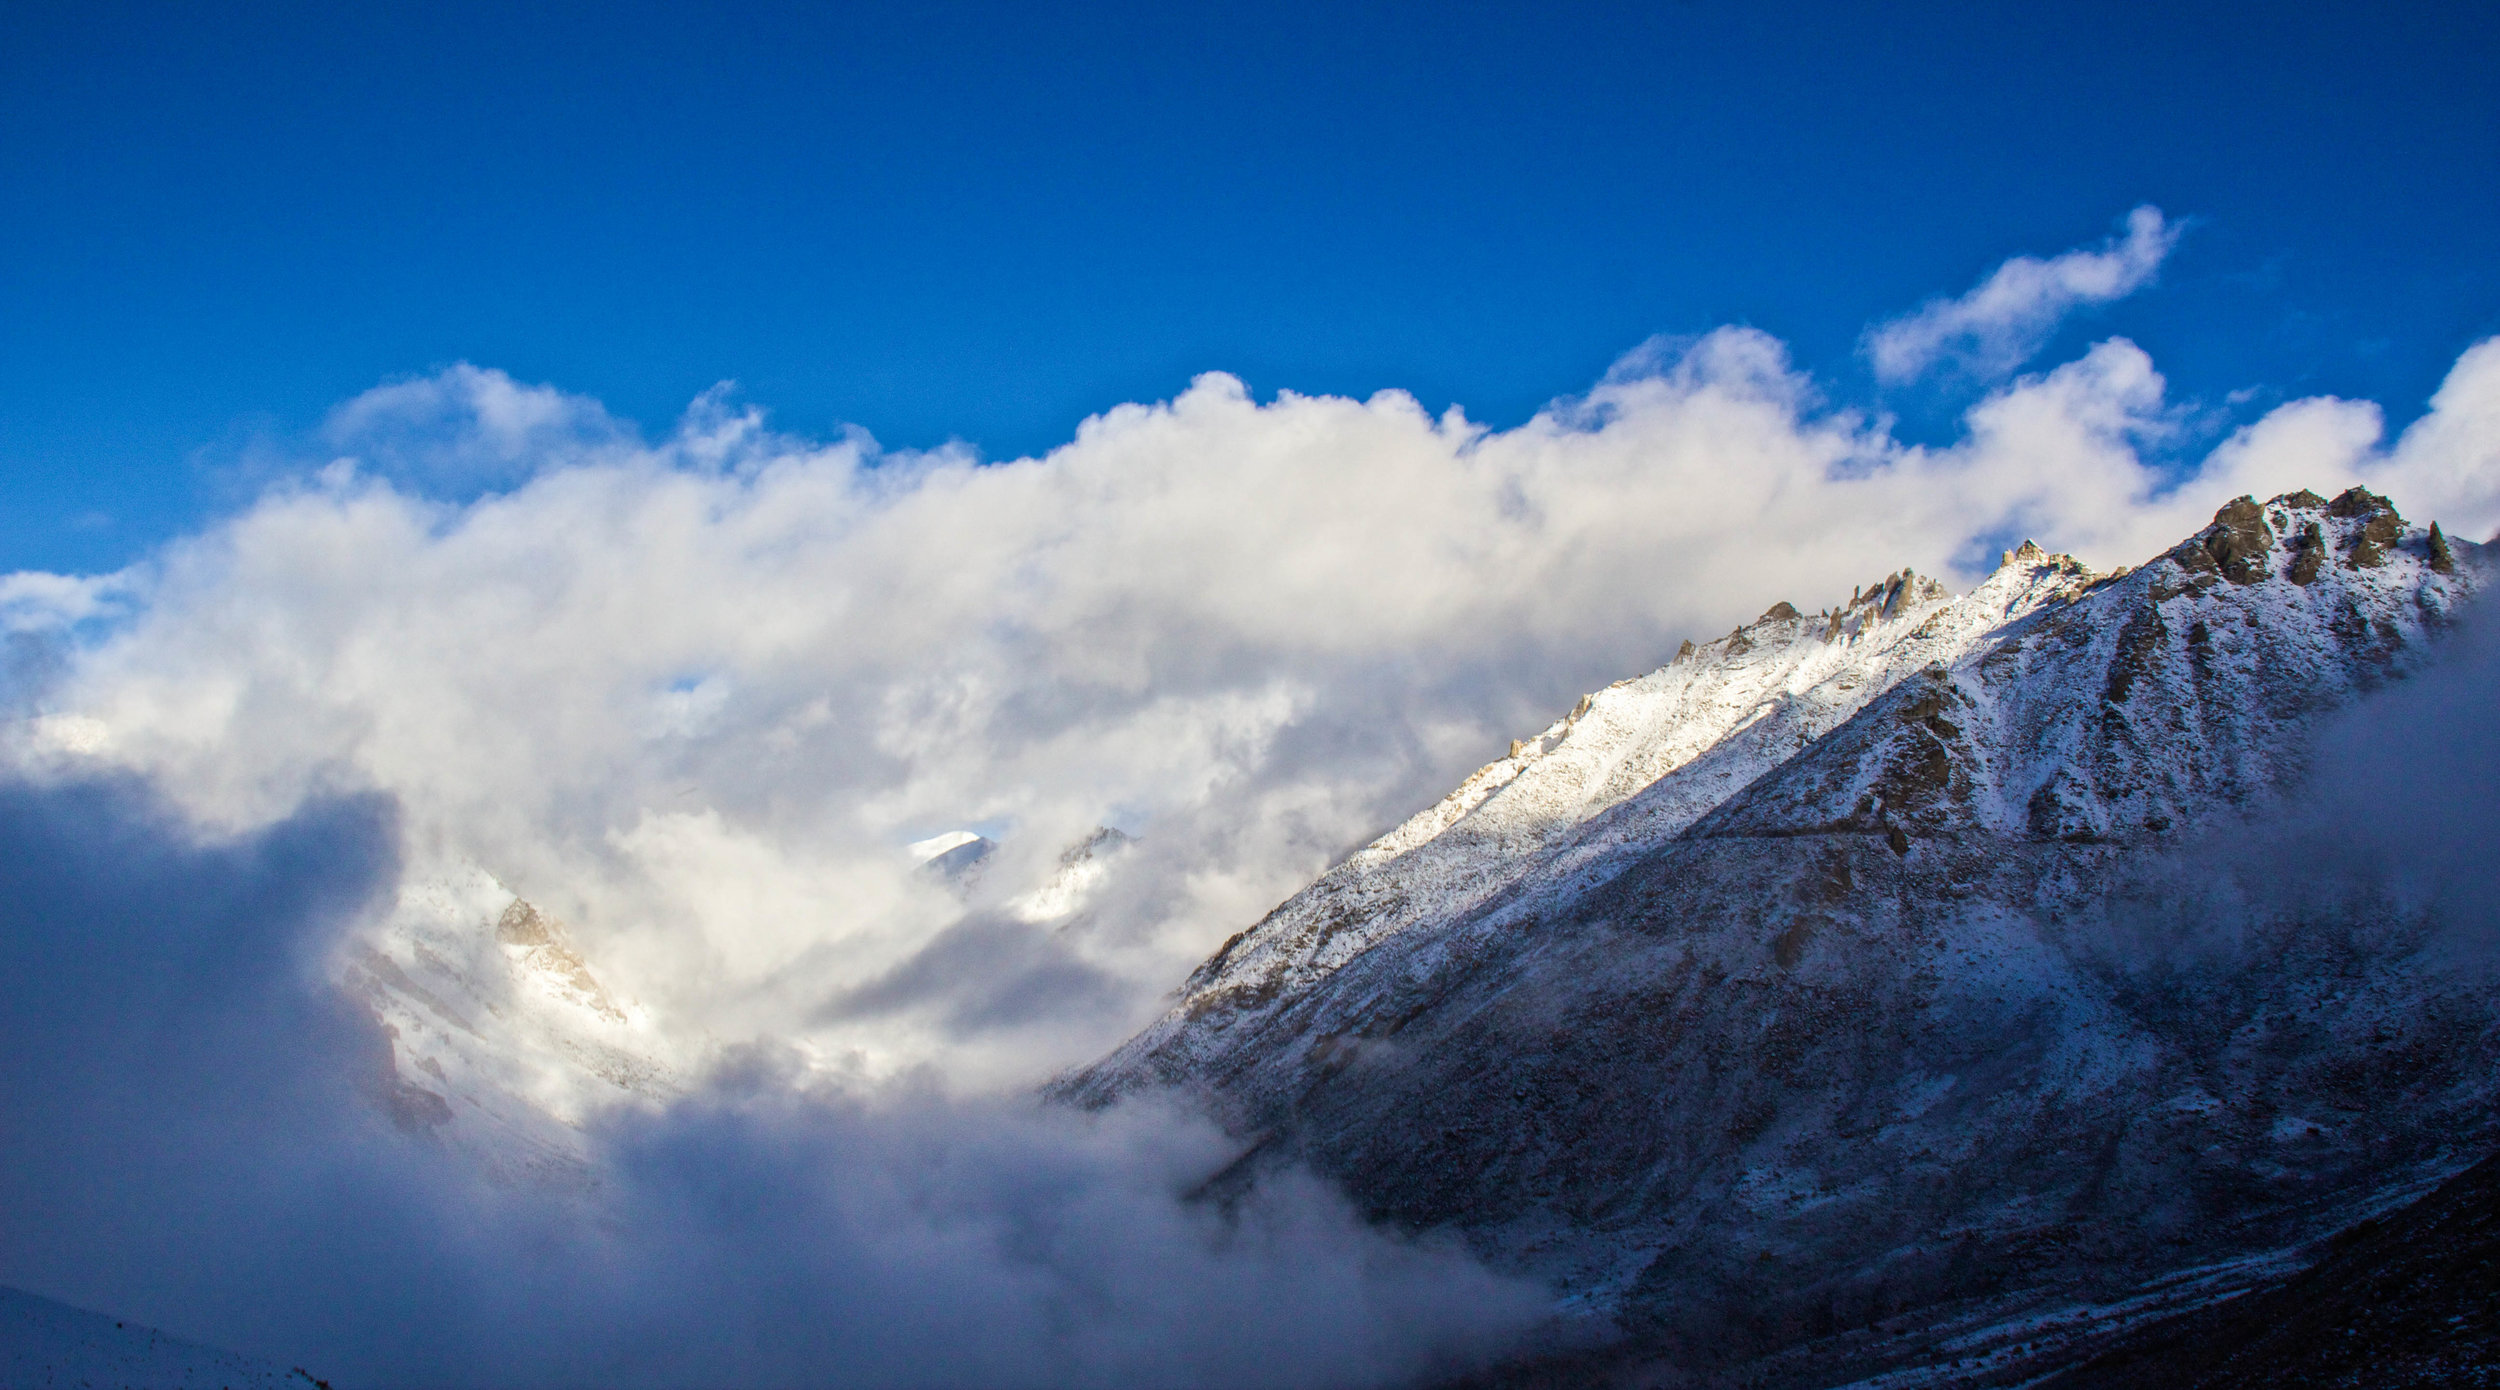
(0, 570, 125, 634)
(1864, 205, 2181, 384)
(319, 361, 641, 494)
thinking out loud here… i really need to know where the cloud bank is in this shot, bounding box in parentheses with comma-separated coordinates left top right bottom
(0, 776, 1544, 1387)
(5, 319, 2499, 1088)
(1865, 205, 2180, 383)
(3, 217, 2499, 1384)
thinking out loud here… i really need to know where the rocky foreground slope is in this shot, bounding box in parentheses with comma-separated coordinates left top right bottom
(1061, 488, 2500, 1386)
(2041, 1145, 2500, 1390)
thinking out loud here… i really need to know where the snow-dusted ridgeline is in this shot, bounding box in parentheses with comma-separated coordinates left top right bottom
(1059, 489, 2500, 1386)
(1077, 490, 2477, 1100)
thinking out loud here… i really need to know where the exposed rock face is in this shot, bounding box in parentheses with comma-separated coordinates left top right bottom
(2327, 486, 2394, 518)
(496, 899, 626, 1021)
(1061, 490, 2495, 1386)
(2167, 495, 2276, 585)
(2289, 520, 2328, 586)
(2351, 516, 2402, 568)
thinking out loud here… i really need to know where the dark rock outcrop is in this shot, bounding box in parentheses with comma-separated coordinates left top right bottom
(2289, 520, 2328, 585)
(2327, 486, 2394, 518)
(2350, 512, 2403, 569)
(2169, 496, 2275, 585)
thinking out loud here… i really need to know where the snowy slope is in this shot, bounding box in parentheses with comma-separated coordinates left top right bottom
(347, 828, 1131, 1183)
(345, 864, 683, 1186)
(1061, 488, 2500, 1382)
(0, 1284, 318, 1390)
(1076, 551, 2100, 1092)
(1160, 566, 1976, 1014)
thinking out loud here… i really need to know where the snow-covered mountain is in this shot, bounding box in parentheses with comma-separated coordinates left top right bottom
(1060, 487, 2500, 1386)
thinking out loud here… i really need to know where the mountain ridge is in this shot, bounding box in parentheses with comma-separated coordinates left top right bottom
(1058, 486, 2500, 1386)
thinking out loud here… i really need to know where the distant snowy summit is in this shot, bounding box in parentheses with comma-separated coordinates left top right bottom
(909, 829, 996, 890)
(907, 825, 1129, 914)
(1061, 488, 2500, 1388)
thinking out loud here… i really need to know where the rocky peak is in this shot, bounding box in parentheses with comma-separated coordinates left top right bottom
(1849, 568, 1948, 620)
(1998, 538, 2054, 571)
(2353, 515, 2406, 571)
(2167, 495, 2276, 585)
(2327, 485, 2397, 518)
(2430, 521, 2458, 575)
(495, 899, 626, 1023)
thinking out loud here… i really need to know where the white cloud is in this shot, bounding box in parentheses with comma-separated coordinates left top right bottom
(2382, 336, 2500, 541)
(4, 327, 2498, 1090)
(1864, 205, 2181, 384)
(0, 786, 1549, 1389)
(319, 360, 641, 493)
(0, 569, 126, 633)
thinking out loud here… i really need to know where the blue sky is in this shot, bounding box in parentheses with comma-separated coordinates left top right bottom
(3, 0, 2495, 573)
